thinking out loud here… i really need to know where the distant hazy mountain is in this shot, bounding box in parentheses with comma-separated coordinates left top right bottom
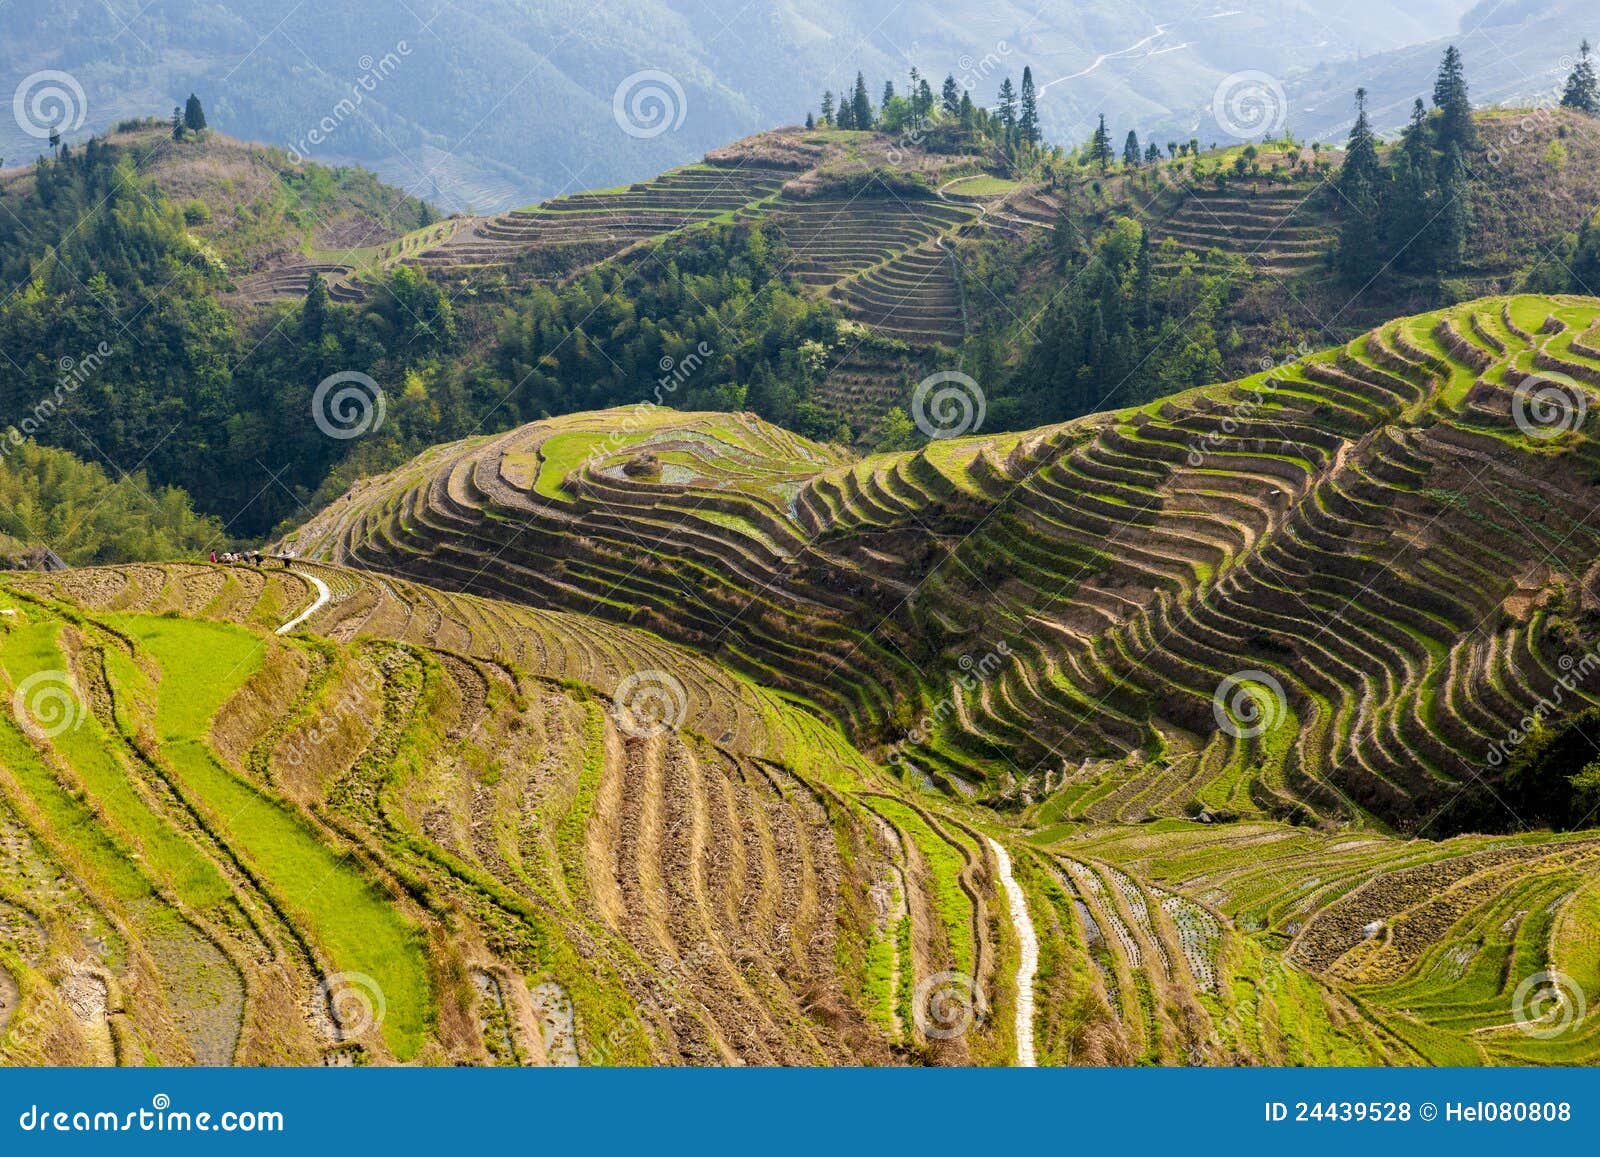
(1288, 0, 1597, 141)
(3, 0, 1488, 205)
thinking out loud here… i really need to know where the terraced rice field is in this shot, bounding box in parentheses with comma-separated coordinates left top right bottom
(284, 295, 1600, 834)
(10, 293, 1600, 1068)
(0, 560, 1048, 1065)
(1144, 184, 1335, 277)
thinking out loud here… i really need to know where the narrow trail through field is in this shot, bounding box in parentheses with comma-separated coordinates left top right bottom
(277, 570, 331, 635)
(987, 837, 1037, 1066)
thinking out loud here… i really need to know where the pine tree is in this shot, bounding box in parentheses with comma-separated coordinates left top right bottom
(805, 111, 815, 130)
(1434, 142, 1471, 271)
(1019, 67, 1039, 145)
(170, 106, 185, 141)
(917, 78, 934, 124)
(882, 80, 896, 111)
(1386, 99, 1438, 271)
(997, 77, 1018, 138)
(1431, 46, 1476, 150)
(1336, 89, 1385, 283)
(1562, 40, 1600, 114)
(959, 90, 976, 129)
(1090, 115, 1113, 171)
(1146, 141, 1162, 163)
(1123, 130, 1142, 167)
(836, 95, 855, 130)
(942, 75, 961, 117)
(183, 93, 207, 134)
(851, 72, 874, 130)
(301, 271, 329, 340)
(819, 90, 835, 125)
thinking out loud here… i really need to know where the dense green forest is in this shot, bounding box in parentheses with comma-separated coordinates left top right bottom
(0, 441, 221, 564)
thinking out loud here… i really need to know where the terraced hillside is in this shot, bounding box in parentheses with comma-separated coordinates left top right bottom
(285, 294, 1600, 839)
(5, 561, 1596, 1066)
(0, 561, 1032, 1065)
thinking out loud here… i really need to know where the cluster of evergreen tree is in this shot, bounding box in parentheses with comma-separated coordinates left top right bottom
(814, 67, 1041, 152)
(986, 215, 1232, 428)
(1334, 47, 1477, 285)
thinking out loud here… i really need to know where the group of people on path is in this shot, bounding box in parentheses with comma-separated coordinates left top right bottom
(210, 549, 272, 566)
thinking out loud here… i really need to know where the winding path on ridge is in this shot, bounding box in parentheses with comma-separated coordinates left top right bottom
(1038, 26, 1171, 92)
(277, 569, 331, 635)
(987, 837, 1038, 1066)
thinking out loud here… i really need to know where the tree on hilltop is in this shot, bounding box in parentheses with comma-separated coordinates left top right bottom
(170, 105, 185, 141)
(881, 79, 896, 111)
(1123, 130, 1142, 167)
(941, 74, 961, 117)
(1385, 99, 1438, 270)
(1431, 46, 1476, 150)
(851, 72, 874, 129)
(819, 90, 835, 125)
(1019, 67, 1039, 145)
(1562, 40, 1599, 114)
(996, 77, 1018, 139)
(1090, 114, 1113, 171)
(1335, 88, 1384, 282)
(184, 93, 207, 134)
